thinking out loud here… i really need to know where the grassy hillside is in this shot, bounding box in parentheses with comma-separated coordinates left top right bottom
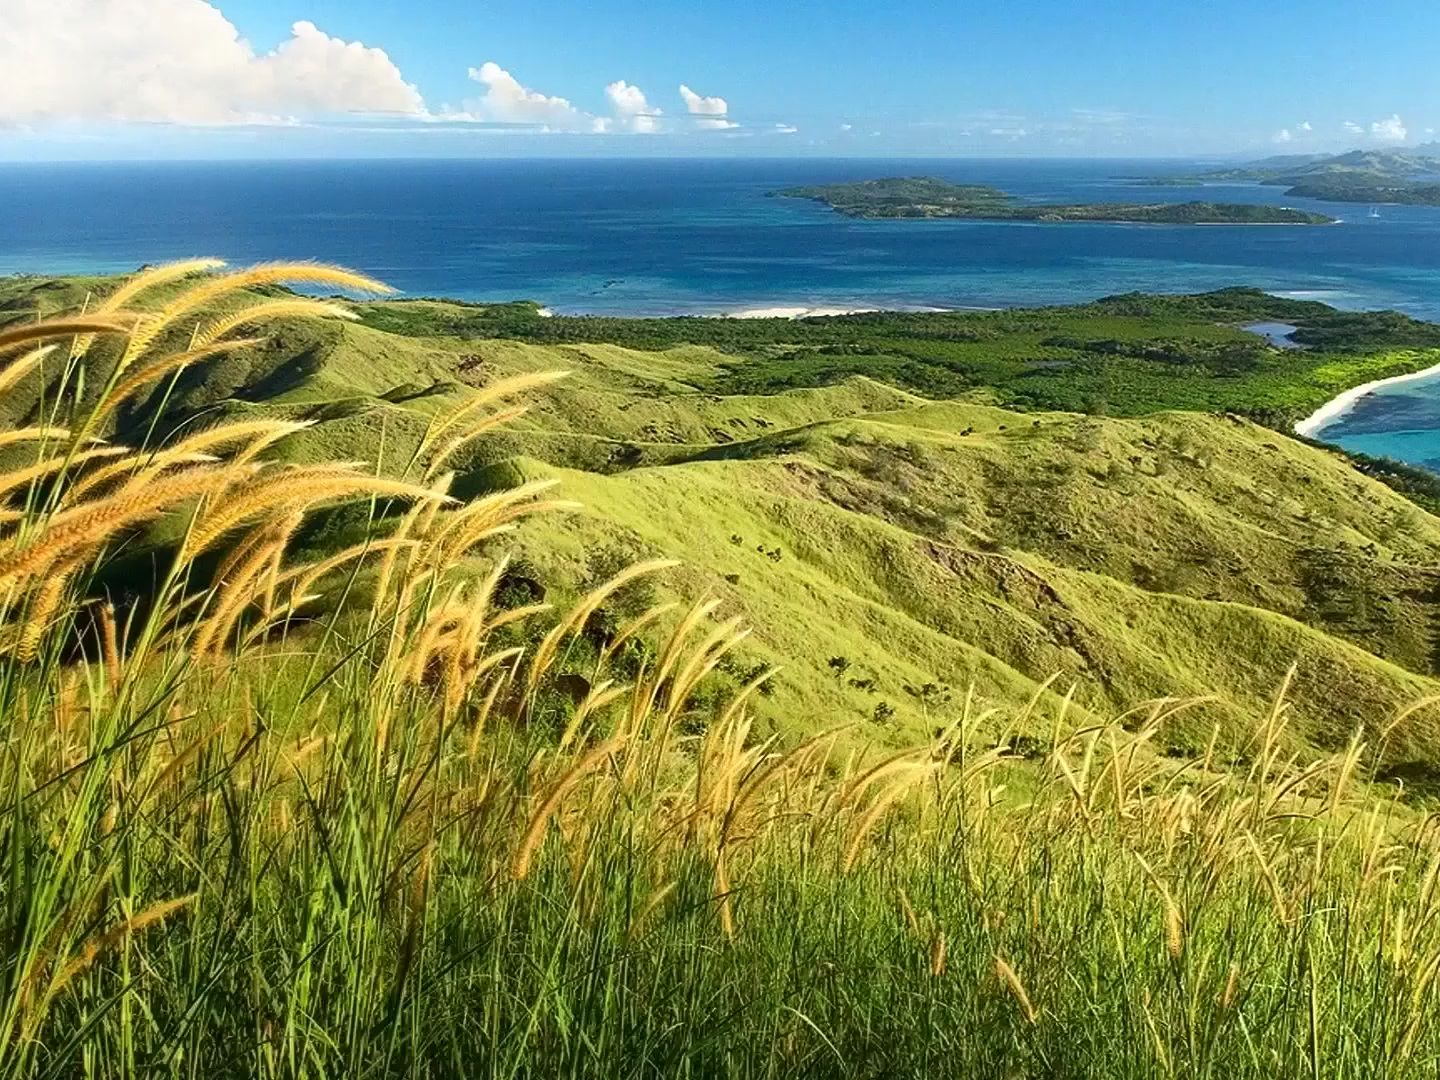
(8, 264, 1440, 1077)
(6, 271, 1440, 771)
(1141, 147, 1440, 205)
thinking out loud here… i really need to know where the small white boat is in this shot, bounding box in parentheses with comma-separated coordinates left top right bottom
(1369, 206, 1381, 219)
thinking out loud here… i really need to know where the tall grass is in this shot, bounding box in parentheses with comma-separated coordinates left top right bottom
(1, 262, 1439, 1078)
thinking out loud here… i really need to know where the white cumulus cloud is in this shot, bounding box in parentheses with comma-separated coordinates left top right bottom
(463, 62, 601, 131)
(1273, 128, 1293, 143)
(679, 84, 737, 130)
(1343, 120, 1365, 136)
(1370, 114, 1407, 143)
(1299, 120, 1312, 132)
(679, 84, 728, 116)
(0, 0, 424, 126)
(2, 0, 752, 140)
(605, 80, 661, 133)
(459, 67, 677, 135)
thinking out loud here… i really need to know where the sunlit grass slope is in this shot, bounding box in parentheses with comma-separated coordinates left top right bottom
(4, 263, 1440, 1077)
(5, 272, 1440, 762)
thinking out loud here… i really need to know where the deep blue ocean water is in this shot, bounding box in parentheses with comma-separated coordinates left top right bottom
(3, 156, 1440, 465)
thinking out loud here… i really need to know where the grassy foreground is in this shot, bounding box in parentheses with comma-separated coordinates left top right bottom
(3, 264, 1440, 1078)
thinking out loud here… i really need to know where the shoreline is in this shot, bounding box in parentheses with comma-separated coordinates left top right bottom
(616, 302, 968, 320)
(1193, 219, 1343, 227)
(1294, 359, 1440, 438)
(721, 302, 972, 320)
(836, 215, 1331, 227)
(530, 300, 976, 319)
(724, 304, 881, 319)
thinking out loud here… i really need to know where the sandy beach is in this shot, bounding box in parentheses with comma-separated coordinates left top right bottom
(538, 302, 970, 319)
(1294, 359, 1440, 438)
(723, 303, 954, 319)
(725, 304, 880, 319)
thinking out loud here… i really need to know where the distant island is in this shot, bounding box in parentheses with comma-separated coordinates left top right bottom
(1140, 147, 1440, 206)
(775, 177, 1335, 225)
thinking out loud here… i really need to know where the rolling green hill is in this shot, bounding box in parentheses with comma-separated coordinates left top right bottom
(1140, 147, 1440, 206)
(6, 272, 1440, 771)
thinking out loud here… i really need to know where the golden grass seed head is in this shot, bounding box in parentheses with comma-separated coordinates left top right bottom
(994, 955, 1038, 1024)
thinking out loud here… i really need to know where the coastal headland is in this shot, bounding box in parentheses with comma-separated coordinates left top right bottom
(776, 176, 1337, 225)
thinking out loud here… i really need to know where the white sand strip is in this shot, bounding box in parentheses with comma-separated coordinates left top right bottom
(722, 303, 956, 319)
(724, 305, 880, 319)
(1294, 359, 1440, 438)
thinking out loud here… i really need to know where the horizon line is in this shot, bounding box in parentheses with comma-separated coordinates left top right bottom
(0, 151, 1248, 166)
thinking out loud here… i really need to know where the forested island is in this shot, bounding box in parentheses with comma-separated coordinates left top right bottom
(1142, 147, 1440, 206)
(775, 176, 1335, 224)
(1286, 177, 1440, 204)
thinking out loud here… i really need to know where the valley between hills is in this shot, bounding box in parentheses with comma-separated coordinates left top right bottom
(9, 274, 1440, 779)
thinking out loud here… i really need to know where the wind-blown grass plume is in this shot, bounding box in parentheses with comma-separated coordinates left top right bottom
(68, 257, 225, 357)
(414, 369, 570, 478)
(177, 467, 448, 563)
(190, 298, 358, 350)
(0, 465, 244, 587)
(128, 262, 389, 357)
(0, 265, 429, 649)
(86, 258, 226, 317)
(527, 557, 681, 695)
(6, 259, 1440, 1079)
(0, 347, 59, 398)
(0, 317, 134, 354)
(0, 426, 75, 451)
(67, 262, 392, 445)
(0, 447, 128, 502)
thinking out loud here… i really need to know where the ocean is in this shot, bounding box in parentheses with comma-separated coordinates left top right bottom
(5, 156, 1440, 463)
(1307, 377, 1440, 472)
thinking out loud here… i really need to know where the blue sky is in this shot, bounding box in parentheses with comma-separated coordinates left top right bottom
(5, 0, 1439, 159)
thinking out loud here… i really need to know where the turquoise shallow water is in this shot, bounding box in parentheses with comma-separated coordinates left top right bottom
(5, 156, 1440, 467)
(3, 157, 1440, 317)
(1311, 376, 1440, 471)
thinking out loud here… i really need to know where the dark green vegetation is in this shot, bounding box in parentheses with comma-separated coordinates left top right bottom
(776, 176, 1335, 224)
(358, 285, 1440, 423)
(1286, 176, 1440, 205)
(1144, 147, 1440, 206)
